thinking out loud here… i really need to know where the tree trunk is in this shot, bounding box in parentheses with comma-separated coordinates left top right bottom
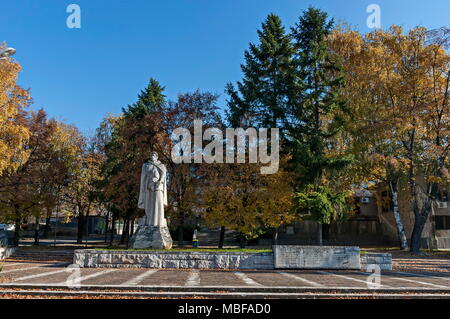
(126, 219, 133, 248)
(408, 154, 437, 253)
(410, 215, 426, 254)
(43, 209, 51, 238)
(407, 153, 422, 254)
(389, 180, 409, 250)
(130, 219, 135, 237)
(77, 213, 84, 244)
(317, 223, 323, 246)
(429, 212, 438, 250)
(13, 217, 21, 247)
(218, 226, 226, 249)
(410, 195, 435, 253)
(126, 219, 131, 247)
(120, 219, 125, 244)
(272, 228, 279, 246)
(85, 208, 90, 247)
(109, 216, 116, 246)
(323, 223, 330, 244)
(120, 218, 129, 245)
(33, 216, 40, 246)
(239, 234, 246, 249)
(104, 215, 109, 243)
(178, 213, 184, 247)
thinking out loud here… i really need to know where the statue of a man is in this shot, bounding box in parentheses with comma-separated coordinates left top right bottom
(138, 151, 168, 227)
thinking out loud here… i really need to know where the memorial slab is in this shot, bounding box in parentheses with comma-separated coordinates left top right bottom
(273, 245, 361, 270)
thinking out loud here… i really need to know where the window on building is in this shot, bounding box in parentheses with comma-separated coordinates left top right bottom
(435, 216, 450, 230)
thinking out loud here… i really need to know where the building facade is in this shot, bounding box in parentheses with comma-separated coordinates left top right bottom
(274, 185, 450, 249)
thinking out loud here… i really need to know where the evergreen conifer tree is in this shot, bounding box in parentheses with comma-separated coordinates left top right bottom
(123, 78, 166, 118)
(289, 8, 352, 244)
(288, 7, 350, 188)
(226, 14, 295, 129)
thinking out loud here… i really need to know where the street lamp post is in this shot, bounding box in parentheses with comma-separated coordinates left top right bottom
(0, 47, 16, 60)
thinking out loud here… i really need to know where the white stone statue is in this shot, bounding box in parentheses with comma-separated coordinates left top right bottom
(131, 151, 173, 249)
(138, 151, 168, 227)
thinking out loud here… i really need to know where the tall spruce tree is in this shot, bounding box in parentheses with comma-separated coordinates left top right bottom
(225, 9, 352, 245)
(288, 7, 350, 186)
(289, 8, 352, 244)
(226, 14, 295, 129)
(123, 78, 166, 118)
(225, 14, 296, 244)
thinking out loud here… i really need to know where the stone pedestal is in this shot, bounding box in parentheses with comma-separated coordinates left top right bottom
(129, 226, 173, 249)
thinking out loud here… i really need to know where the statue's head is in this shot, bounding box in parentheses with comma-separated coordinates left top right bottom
(150, 151, 158, 162)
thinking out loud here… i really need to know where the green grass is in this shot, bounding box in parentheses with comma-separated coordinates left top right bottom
(95, 247, 272, 253)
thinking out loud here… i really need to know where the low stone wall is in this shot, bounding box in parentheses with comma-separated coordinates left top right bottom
(360, 253, 392, 271)
(0, 247, 15, 260)
(74, 249, 274, 270)
(273, 245, 361, 270)
(74, 248, 392, 271)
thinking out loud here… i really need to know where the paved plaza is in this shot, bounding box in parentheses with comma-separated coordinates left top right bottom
(2, 259, 450, 298)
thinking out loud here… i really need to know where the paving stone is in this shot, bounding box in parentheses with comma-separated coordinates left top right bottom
(243, 272, 308, 287)
(139, 270, 190, 286)
(199, 271, 247, 287)
(81, 269, 145, 285)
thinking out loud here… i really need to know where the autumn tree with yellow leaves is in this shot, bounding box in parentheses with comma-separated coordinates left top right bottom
(330, 26, 449, 252)
(0, 110, 86, 245)
(0, 44, 31, 175)
(202, 159, 296, 248)
(62, 130, 106, 244)
(0, 49, 100, 246)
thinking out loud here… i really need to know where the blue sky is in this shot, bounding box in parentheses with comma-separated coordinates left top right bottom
(2, 0, 449, 134)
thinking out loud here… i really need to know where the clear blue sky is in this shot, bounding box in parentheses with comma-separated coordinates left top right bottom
(2, 0, 449, 134)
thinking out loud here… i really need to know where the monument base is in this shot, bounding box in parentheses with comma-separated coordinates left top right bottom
(129, 226, 173, 249)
